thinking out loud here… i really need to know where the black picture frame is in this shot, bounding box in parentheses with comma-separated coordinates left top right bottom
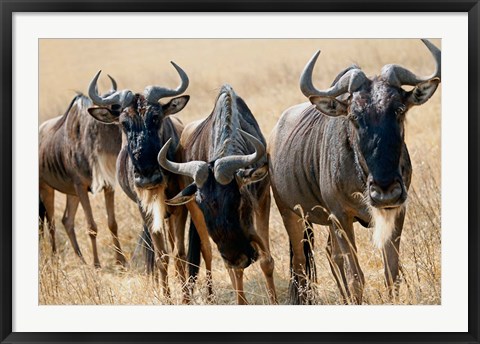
(1, 1, 479, 343)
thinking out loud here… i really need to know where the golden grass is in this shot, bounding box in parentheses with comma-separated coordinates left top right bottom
(39, 39, 441, 305)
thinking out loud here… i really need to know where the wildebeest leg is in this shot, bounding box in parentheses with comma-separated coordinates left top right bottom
(136, 206, 156, 275)
(150, 228, 171, 300)
(201, 247, 214, 302)
(39, 196, 46, 238)
(136, 204, 171, 300)
(233, 268, 247, 305)
(40, 183, 56, 254)
(225, 266, 247, 305)
(382, 208, 405, 301)
(326, 228, 348, 303)
(168, 206, 188, 303)
(330, 215, 365, 304)
(280, 207, 309, 305)
(186, 201, 214, 302)
(61, 195, 86, 263)
(226, 266, 236, 289)
(254, 192, 277, 304)
(73, 183, 101, 268)
(103, 187, 126, 267)
(142, 224, 155, 274)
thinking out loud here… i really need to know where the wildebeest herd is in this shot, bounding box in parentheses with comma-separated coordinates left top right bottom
(39, 39, 441, 305)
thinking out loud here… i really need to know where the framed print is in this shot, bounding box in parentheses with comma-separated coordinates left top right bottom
(1, 1, 479, 343)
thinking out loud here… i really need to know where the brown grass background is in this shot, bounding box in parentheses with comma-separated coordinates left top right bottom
(39, 39, 441, 305)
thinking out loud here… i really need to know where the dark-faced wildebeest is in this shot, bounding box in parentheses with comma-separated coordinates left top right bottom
(158, 84, 276, 304)
(87, 62, 190, 301)
(39, 76, 126, 267)
(268, 39, 441, 304)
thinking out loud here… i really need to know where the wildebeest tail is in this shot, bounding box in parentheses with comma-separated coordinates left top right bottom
(289, 225, 316, 304)
(304, 225, 317, 282)
(289, 225, 316, 282)
(187, 219, 201, 280)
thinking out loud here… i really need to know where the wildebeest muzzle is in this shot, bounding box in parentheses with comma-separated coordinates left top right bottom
(220, 246, 258, 269)
(134, 167, 164, 189)
(368, 175, 406, 208)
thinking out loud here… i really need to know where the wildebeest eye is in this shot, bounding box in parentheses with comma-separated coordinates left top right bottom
(395, 106, 407, 119)
(150, 113, 162, 125)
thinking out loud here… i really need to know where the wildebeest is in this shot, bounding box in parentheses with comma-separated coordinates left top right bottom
(268, 39, 441, 304)
(86, 62, 190, 301)
(158, 84, 276, 304)
(39, 76, 126, 267)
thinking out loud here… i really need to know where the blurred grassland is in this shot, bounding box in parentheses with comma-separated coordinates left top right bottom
(39, 39, 441, 305)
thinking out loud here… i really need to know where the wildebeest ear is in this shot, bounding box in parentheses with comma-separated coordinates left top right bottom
(406, 78, 440, 106)
(165, 183, 197, 206)
(308, 96, 348, 117)
(235, 164, 268, 187)
(87, 107, 120, 124)
(162, 95, 190, 116)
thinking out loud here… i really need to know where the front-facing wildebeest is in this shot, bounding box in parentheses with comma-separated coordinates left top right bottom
(87, 62, 190, 301)
(39, 76, 126, 267)
(269, 39, 441, 304)
(158, 84, 276, 304)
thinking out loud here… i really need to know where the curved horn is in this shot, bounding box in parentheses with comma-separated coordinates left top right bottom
(144, 61, 189, 104)
(157, 138, 209, 187)
(88, 70, 134, 108)
(300, 50, 368, 98)
(213, 130, 266, 185)
(107, 74, 117, 92)
(381, 39, 441, 87)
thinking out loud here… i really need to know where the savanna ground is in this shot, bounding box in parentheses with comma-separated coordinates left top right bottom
(39, 39, 441, 305)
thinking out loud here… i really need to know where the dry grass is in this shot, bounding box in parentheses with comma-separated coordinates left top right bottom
(38, 39, 441, 305)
